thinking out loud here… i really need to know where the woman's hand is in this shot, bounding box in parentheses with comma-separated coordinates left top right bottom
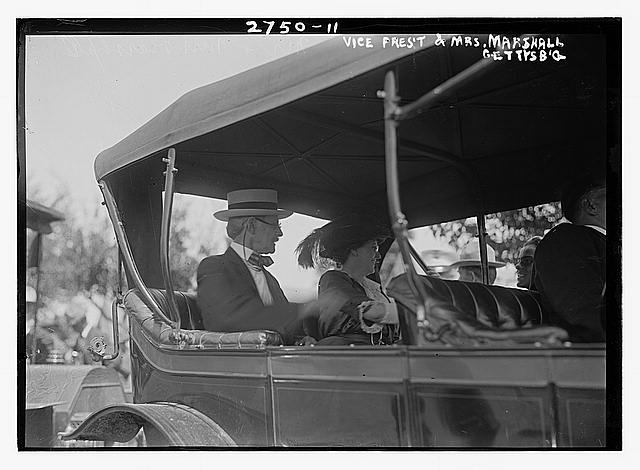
(363, 303, 398, 324)
(363, 304, 386, 322)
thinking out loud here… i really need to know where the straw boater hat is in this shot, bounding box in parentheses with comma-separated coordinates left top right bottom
(449, 238, 506, 268)
(214, 189, 293, 221)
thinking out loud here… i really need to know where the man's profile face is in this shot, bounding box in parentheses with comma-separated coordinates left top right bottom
(516, 244, 537, 288)
(590, 186, 606, 229)
(247, 216, 283, 254)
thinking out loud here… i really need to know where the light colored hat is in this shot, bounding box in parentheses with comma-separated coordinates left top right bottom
(450, 238, 506, 268)
(420, 248, 459, 273)
(214, 189, 293, 221)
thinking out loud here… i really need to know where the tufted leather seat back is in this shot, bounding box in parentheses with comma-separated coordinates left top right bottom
(416, 276, 544, 328)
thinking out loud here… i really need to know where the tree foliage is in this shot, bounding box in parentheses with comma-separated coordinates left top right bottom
(27, 181, 226, 303)
(427, 202, 563, 262)
(168, 204, 227, 293)
(28, 205, 117, 302)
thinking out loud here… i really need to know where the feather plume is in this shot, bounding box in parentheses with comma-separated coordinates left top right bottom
(296, 227, 325, 269)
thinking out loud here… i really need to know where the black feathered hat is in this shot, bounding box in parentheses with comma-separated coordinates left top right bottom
(296, 214, 391, 269)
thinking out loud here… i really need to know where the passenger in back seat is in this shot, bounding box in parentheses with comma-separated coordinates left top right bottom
(515, 236, 542, 289)
(534, 174, 607, 342)
(297, 215, 399, 346)
(449, 238, 505, 285)
(197, 189, 314, 346)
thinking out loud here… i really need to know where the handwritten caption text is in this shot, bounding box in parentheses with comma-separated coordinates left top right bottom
(343, 34, 567, 62)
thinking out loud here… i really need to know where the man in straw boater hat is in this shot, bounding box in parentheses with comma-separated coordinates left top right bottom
(449, 237, 506, 285)
(196, 189, 309, 345)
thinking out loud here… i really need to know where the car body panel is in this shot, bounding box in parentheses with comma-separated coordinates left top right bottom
(129, 327, 605, 447)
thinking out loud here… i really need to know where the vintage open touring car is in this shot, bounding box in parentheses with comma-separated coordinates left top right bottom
(58, 31, 618, 448)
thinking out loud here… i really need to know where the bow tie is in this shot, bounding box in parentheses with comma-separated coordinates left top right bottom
(247, 253, 274, 269)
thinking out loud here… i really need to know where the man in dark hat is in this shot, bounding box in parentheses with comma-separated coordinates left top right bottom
(534, 174, 606, 342)
(196, 189, 308, 345)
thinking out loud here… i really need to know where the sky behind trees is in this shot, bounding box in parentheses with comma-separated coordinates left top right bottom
(25, 35, 330, 215)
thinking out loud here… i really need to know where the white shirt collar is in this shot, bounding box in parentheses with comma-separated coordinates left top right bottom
(584, 224, 606, 236)
(230, 241, 255, 262)
(230, 243, 273, 305)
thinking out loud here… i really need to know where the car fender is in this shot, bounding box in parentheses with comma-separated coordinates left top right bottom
(58, 402, 236, 446)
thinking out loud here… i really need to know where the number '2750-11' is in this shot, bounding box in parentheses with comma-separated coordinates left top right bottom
(246, 20, 338, 34)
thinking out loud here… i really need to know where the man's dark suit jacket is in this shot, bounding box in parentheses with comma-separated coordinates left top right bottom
(534, 223, 606, 342)
(196, 248, 304, 345)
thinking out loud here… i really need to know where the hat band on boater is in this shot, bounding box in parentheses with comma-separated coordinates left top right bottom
(228, 201, 278, 210)
(214, 188, 293, 221)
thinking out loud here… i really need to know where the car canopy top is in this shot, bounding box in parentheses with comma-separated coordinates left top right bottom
(96, 34, 609, 286)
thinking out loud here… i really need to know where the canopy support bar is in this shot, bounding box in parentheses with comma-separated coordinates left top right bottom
(408, 241, 432, 276)
(476, 214, 490, 285)
(427, 69, 556, 115)
(382, 69, 430, 346)
(395, 59, 494, 120)
(160, 149, 182, 336)
(394, 35, 531, 121)
(388, 38, 526, 286)
(99, 180, 175, 328)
